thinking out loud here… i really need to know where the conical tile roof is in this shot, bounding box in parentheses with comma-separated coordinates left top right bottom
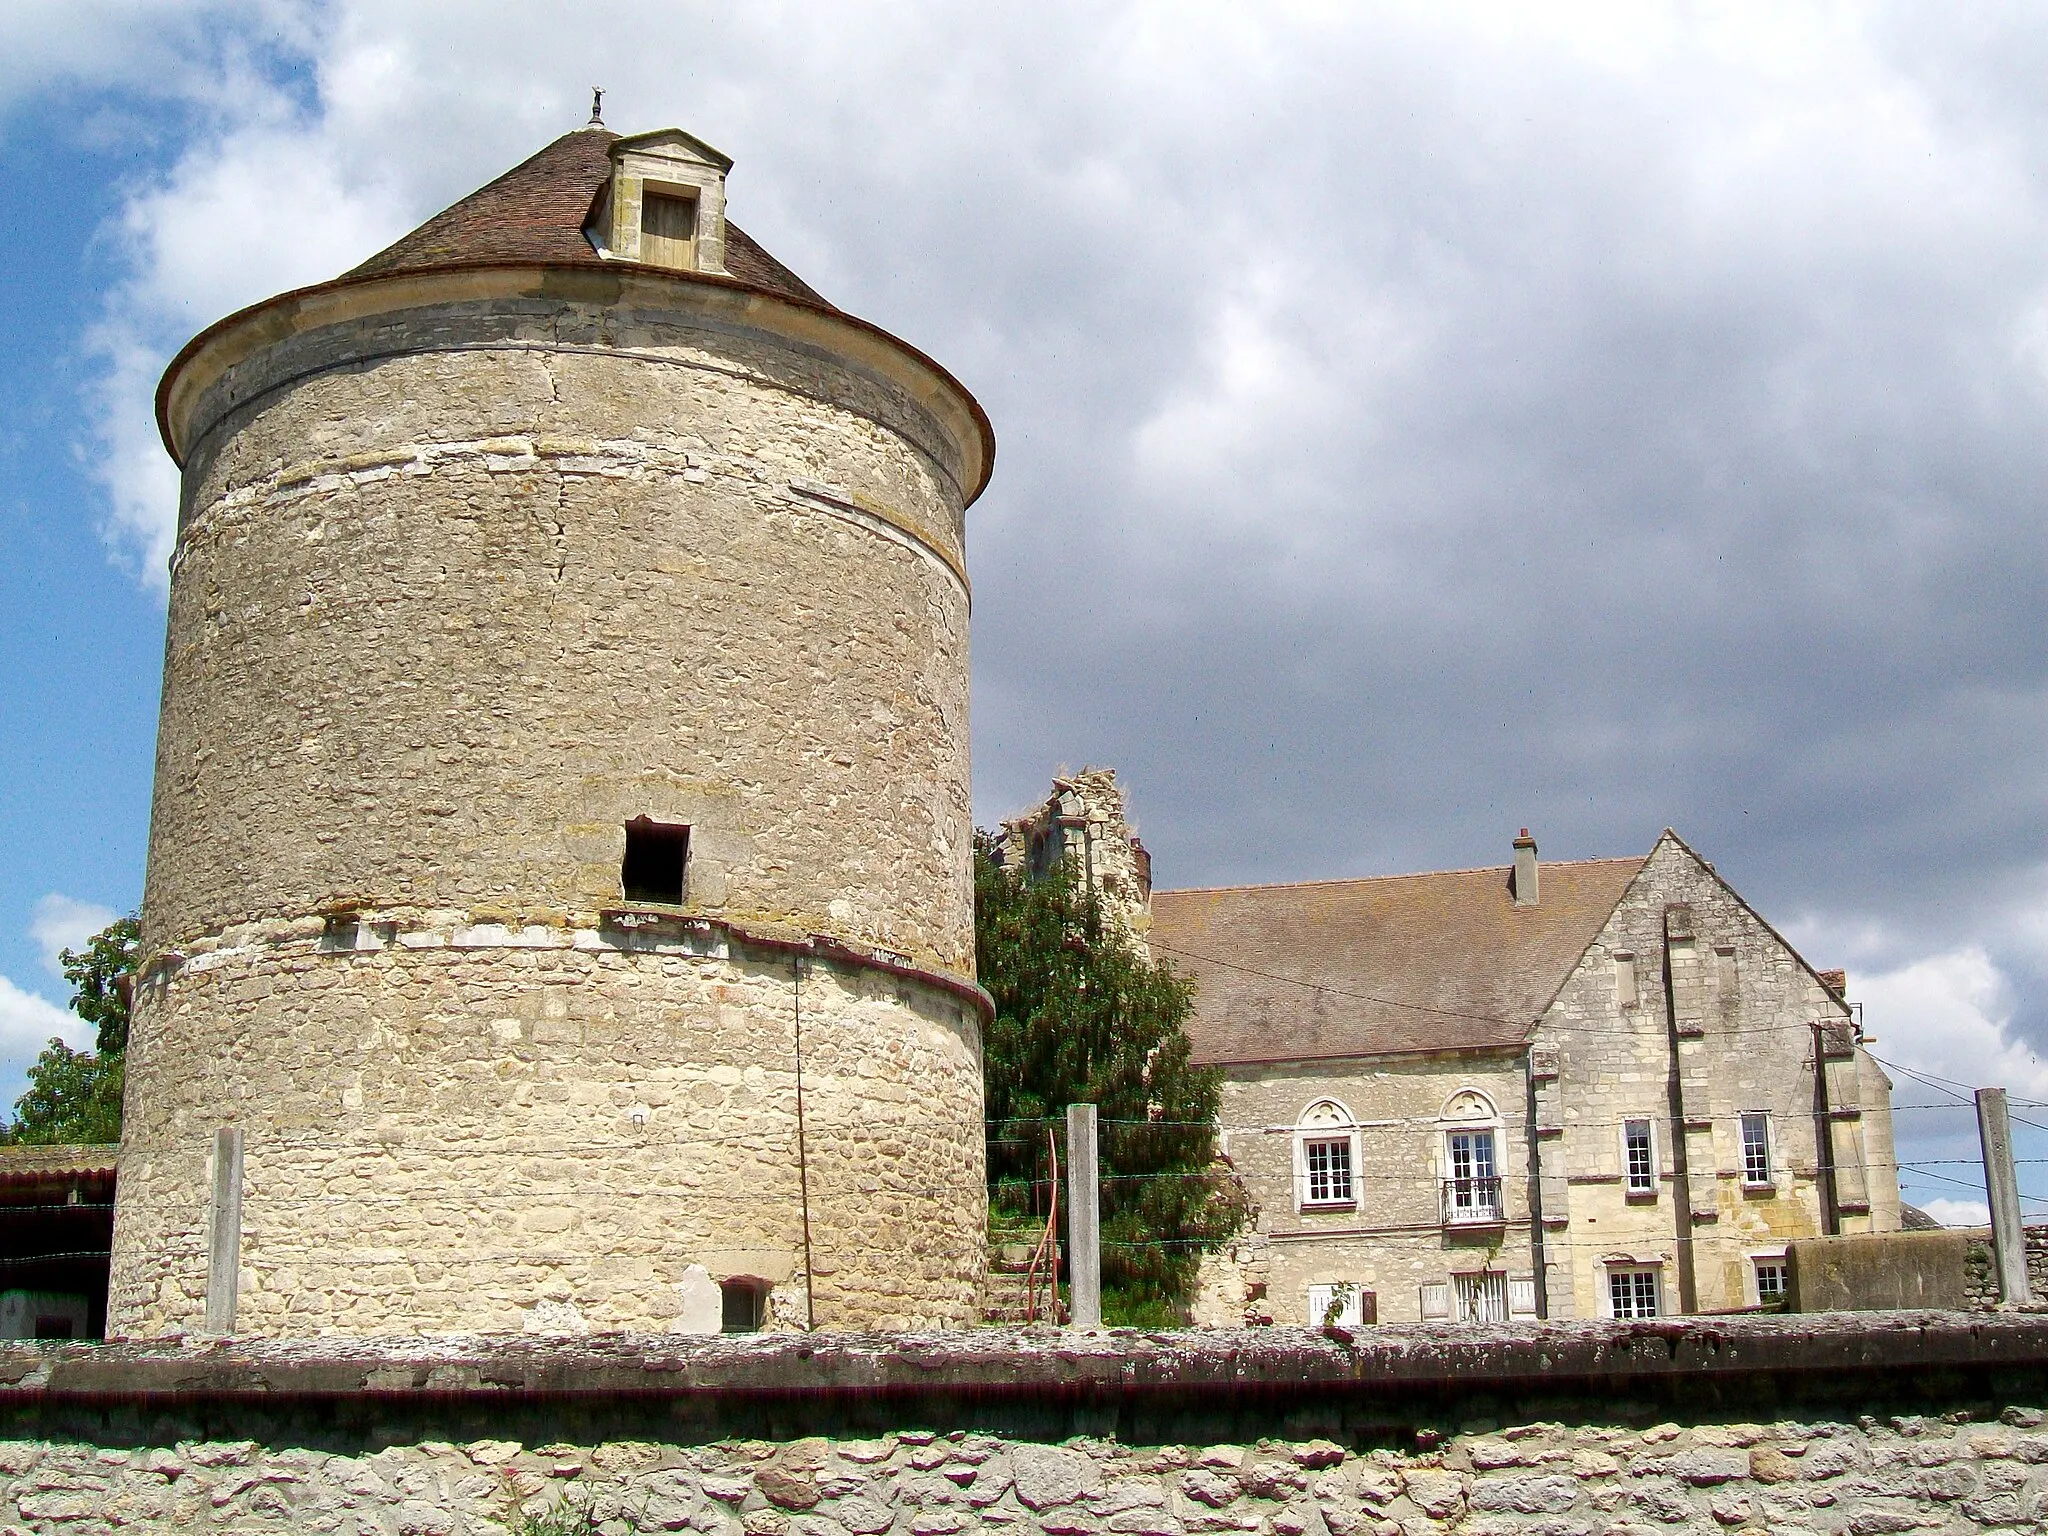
(347, 126, 828, 307)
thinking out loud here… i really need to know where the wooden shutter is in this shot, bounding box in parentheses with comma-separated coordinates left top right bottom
(641, 190, 697, 269)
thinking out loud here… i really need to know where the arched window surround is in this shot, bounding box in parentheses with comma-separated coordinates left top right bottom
(1293, 1098, 1360, 1212)
(1437, 1087, 1506, 1225)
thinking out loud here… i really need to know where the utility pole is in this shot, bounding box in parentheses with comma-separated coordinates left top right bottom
(1066, 1103, 1102, 1330)
(1976, 1088, 2034, 1306)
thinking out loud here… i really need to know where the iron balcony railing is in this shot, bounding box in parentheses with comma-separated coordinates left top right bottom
(1442, 1176, 1504, 1224)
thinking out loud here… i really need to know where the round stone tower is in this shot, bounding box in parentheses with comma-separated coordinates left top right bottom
(107, 123, 993, 1337)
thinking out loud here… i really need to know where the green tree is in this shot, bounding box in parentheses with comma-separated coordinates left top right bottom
(977, 837, 1246, 1324)
(2, 914, 137, 1145)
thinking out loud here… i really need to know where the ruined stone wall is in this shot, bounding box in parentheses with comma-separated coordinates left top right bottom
(1534, 834, 1899, 1320)
(995, 771, 1151, 945)
(111, 934, 985, 1337)
(1202, 1056, 1537, 1326)
(116, 275, 990, 1338)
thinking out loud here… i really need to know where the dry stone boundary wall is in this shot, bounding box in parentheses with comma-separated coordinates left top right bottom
(8, 1409, 2048, 1535)
(4, 1317, 2048, 1534)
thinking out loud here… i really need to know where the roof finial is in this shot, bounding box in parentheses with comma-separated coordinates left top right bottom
(589, 87, 605, 126)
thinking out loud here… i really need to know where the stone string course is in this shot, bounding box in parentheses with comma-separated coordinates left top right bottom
(6, 1404, 2048, 1534)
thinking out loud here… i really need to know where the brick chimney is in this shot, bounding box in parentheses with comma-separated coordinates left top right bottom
(1512, 829, 1539, 907)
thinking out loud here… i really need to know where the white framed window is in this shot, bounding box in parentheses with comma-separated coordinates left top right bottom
(1622, 1117, 1656, 1195)
(1607, 1266, 1661, 1319)
(1306, 1282, 1373, 1327)
(1419, 1282, 1450, 1321)
(1614, 952, 1639, 1010)
(1294, 1100, 1359, 1210)
(1750, 1249, 1789, 1309)
(1444, 1128, 1501, 1222)
(1755, 1260, 1788, 1308)
(1740, 1112, 1774, 1186)
(1455, 1271, 1509, 1323)
(1303, 1136, 1353, 1205)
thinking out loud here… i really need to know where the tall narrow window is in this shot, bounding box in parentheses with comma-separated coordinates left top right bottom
(1623, 1118, 1656, 1195)
(1303, 1137, 1354, 1206)
(640, 189, 698, 269)
(1608, 1267, 1660, 1319)
(1296, 1100, 1358, 1210)
(622, 818, 690, 904)
(1615, 953, 1639, 1010)
(1445, 1129, 1500, 1221)
(1741, 1112, 1773, 1185)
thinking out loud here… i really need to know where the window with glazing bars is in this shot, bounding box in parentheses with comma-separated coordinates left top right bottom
(1303, 1137, 1353, 1205)
(1754, 1260, 1788, 1307)
(1624, 1118, 1655, 1194)
(1741, 1112, 1772, 1184)
(1608, 1268, 1660, 1319)
(1447, 1129, 1498, 1215)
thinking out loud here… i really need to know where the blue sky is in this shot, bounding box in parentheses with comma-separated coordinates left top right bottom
(2, 2, 2046, 1221)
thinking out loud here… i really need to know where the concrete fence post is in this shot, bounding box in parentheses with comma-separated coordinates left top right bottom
(1976, 1087, 2033, 1306)
(1066, 1103, 1102, 1330)
(205, 1126, 244, 1334)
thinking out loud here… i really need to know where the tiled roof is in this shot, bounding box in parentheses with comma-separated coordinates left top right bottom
(345, 127, 829, 307)
(1150, 857, 1645, 1065)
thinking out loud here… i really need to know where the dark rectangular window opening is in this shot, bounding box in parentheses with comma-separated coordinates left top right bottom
(720, 1277, 767, 1334)
(622, 819, 690, 905)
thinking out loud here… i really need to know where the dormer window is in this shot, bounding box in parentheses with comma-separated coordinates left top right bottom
(584, 127, 731, 275)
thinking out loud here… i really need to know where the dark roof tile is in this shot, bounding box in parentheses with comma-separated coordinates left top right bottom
(1150, 857, 1644, 1065)
(346, 126, 828, 308)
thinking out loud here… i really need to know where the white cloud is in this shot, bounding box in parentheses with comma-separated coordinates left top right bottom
(28, 895, 117, 979)
(51, 4, 2048, 1079)
(0, 1, 305, 123)
(1858, 946, 2048, 1103)
(0, 975, 88, 1060)
(1918, 1196, 1990, 1229)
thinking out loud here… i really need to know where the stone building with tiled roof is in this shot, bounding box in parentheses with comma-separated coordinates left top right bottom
(1005, 772, 1902, 1326)
(116, 115, 994, 1339)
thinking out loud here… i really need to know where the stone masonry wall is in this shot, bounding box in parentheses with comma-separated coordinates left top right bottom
(8, 1384, 2048, 1533)
(1202, 1056, 1537, 1327)
(1963, 1224, 2048, 1309)
(151, 293, 976, 972)
(1534, 834, 1899, 1320)
(9, 1409, 2048, 1535)
(995, 771, 1152, 945)
(119, 278, 989, 1339)
(4, 1317, 2047, 1534)
(111, 937, 986, 1337)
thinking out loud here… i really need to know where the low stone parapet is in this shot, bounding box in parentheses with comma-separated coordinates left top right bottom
(2, 1316, 2046, 1531)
